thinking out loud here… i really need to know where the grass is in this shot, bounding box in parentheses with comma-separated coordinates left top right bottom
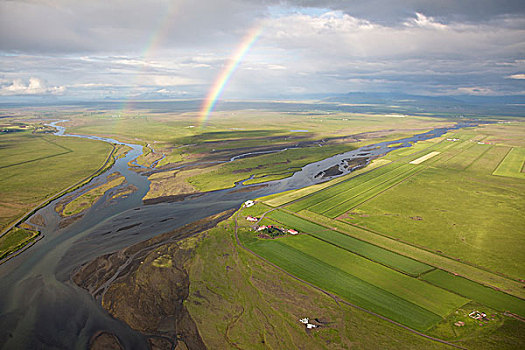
(286, 162, 406, 213)
(299, 209, 525, 299)
(0, 227, 40, 260)
(278, 234, 469, 317)
(62, 175, 125, 216)
(349, 164, 525, 280)
(0, 129, 113, 231)
(266, 209, 433, 276)
(441, 143, 488, 170)
(187, 220, 455, 349)
(426, 301, 525, 349)
(286, 161, 424, 218)
(422, 270, 525, 316)
(264, 158, 391, 207)
(467, 145, 511, 174)
(320, 164, 423, 218)
(492, 147, 525, 179)
(243, 236, 443, 331)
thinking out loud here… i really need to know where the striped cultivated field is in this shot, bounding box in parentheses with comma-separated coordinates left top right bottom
(493, 147, 525, 179)
(243, 237, 444, 331)
(267, 209, 433, 276)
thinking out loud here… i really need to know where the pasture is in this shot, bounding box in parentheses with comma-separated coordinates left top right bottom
(279, 234, 468, 317)
(267, 209, 433, 275)
(0, 227, 39, 260)
(348, 157, 525, 280)
(188, 222, 456, 349)
(0, 126, 113, 231)
(422, 270, 525, 316)
(298, 209, 525, 299)
(492, 147, 525, 179)
(243, 236, 443, 331)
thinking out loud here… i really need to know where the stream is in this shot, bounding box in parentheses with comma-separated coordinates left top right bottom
(0, 120, 477, 349)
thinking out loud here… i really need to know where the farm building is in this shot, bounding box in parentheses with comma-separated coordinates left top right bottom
(244, 200, 254, 207)
(469, 311, 486, 320)
(287, 229, 299, 235)
(246, 216, 258, 222)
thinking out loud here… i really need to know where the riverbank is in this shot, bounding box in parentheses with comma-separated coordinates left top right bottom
(73, 209, 235, 349)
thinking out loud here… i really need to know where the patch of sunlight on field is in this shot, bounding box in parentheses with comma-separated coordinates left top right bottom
(409, 151, 440, 164)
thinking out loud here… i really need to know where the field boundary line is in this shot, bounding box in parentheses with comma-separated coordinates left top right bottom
(491, 146, 513, 176)
(346, 166, 426, 212)
(280, 135, 456, 209)
(284, 208, 434, 273)
(0, 135, 74, 169)
(233, 210, 466, 349)
(0, 143, 117, 244)
(283, 207, 525, 300)
(332, 220, 525, 300)
(463, 145, 492, 171)
(315, 163, 413, 215)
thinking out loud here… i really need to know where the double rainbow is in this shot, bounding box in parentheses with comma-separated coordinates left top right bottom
(199, 26, 262, 128)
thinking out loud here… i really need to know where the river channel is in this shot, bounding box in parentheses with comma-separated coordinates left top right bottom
(0, 121, 477, 349)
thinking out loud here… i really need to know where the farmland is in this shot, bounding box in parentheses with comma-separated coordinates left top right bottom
(266, 209, 433, 276)
(0, 124, 113, 231)
(237, 119, 525, 345)
(0, 119, 114, 262)
(187, 220, 459, 349)
(1, 106, 523, 348)
(493, 147, 525, 179)
(277, 124, 525, 280)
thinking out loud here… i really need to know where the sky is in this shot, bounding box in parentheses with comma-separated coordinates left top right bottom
(0, 0, 524, 101)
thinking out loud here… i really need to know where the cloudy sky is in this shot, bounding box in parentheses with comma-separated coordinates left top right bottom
(1, 0, 524, 101)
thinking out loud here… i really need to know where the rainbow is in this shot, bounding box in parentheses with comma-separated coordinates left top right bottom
(120, 1, 180, 112)
(199, 26, 262, 128)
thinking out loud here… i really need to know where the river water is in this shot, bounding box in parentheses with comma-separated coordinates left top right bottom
(0, 121, 476, 349)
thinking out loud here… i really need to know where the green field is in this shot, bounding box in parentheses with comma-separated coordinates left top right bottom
(492, 147, 525, 179)
(349, 161, 525, 279)
(266, 209, 433, 276)
(0, 227, 39, 260)
(285, 136, 464, 217)
(297, 209, 525, 299)
(0, 127, 113, 231)
(248, 121, 525, 341)
(188, 221, 459, 349)
(422, 270, 525, 316)
(243, 236, 442, 331)
(279, 235, 468, 317)
(264, 159, 392, 207)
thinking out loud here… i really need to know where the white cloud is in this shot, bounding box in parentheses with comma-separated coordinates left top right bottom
(455, 86, 494, 95)
(506, 73, 525, 79)
(148, 75, 200, 86)
(403, 13, 447, 30)
(0, 77, 65, 95)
